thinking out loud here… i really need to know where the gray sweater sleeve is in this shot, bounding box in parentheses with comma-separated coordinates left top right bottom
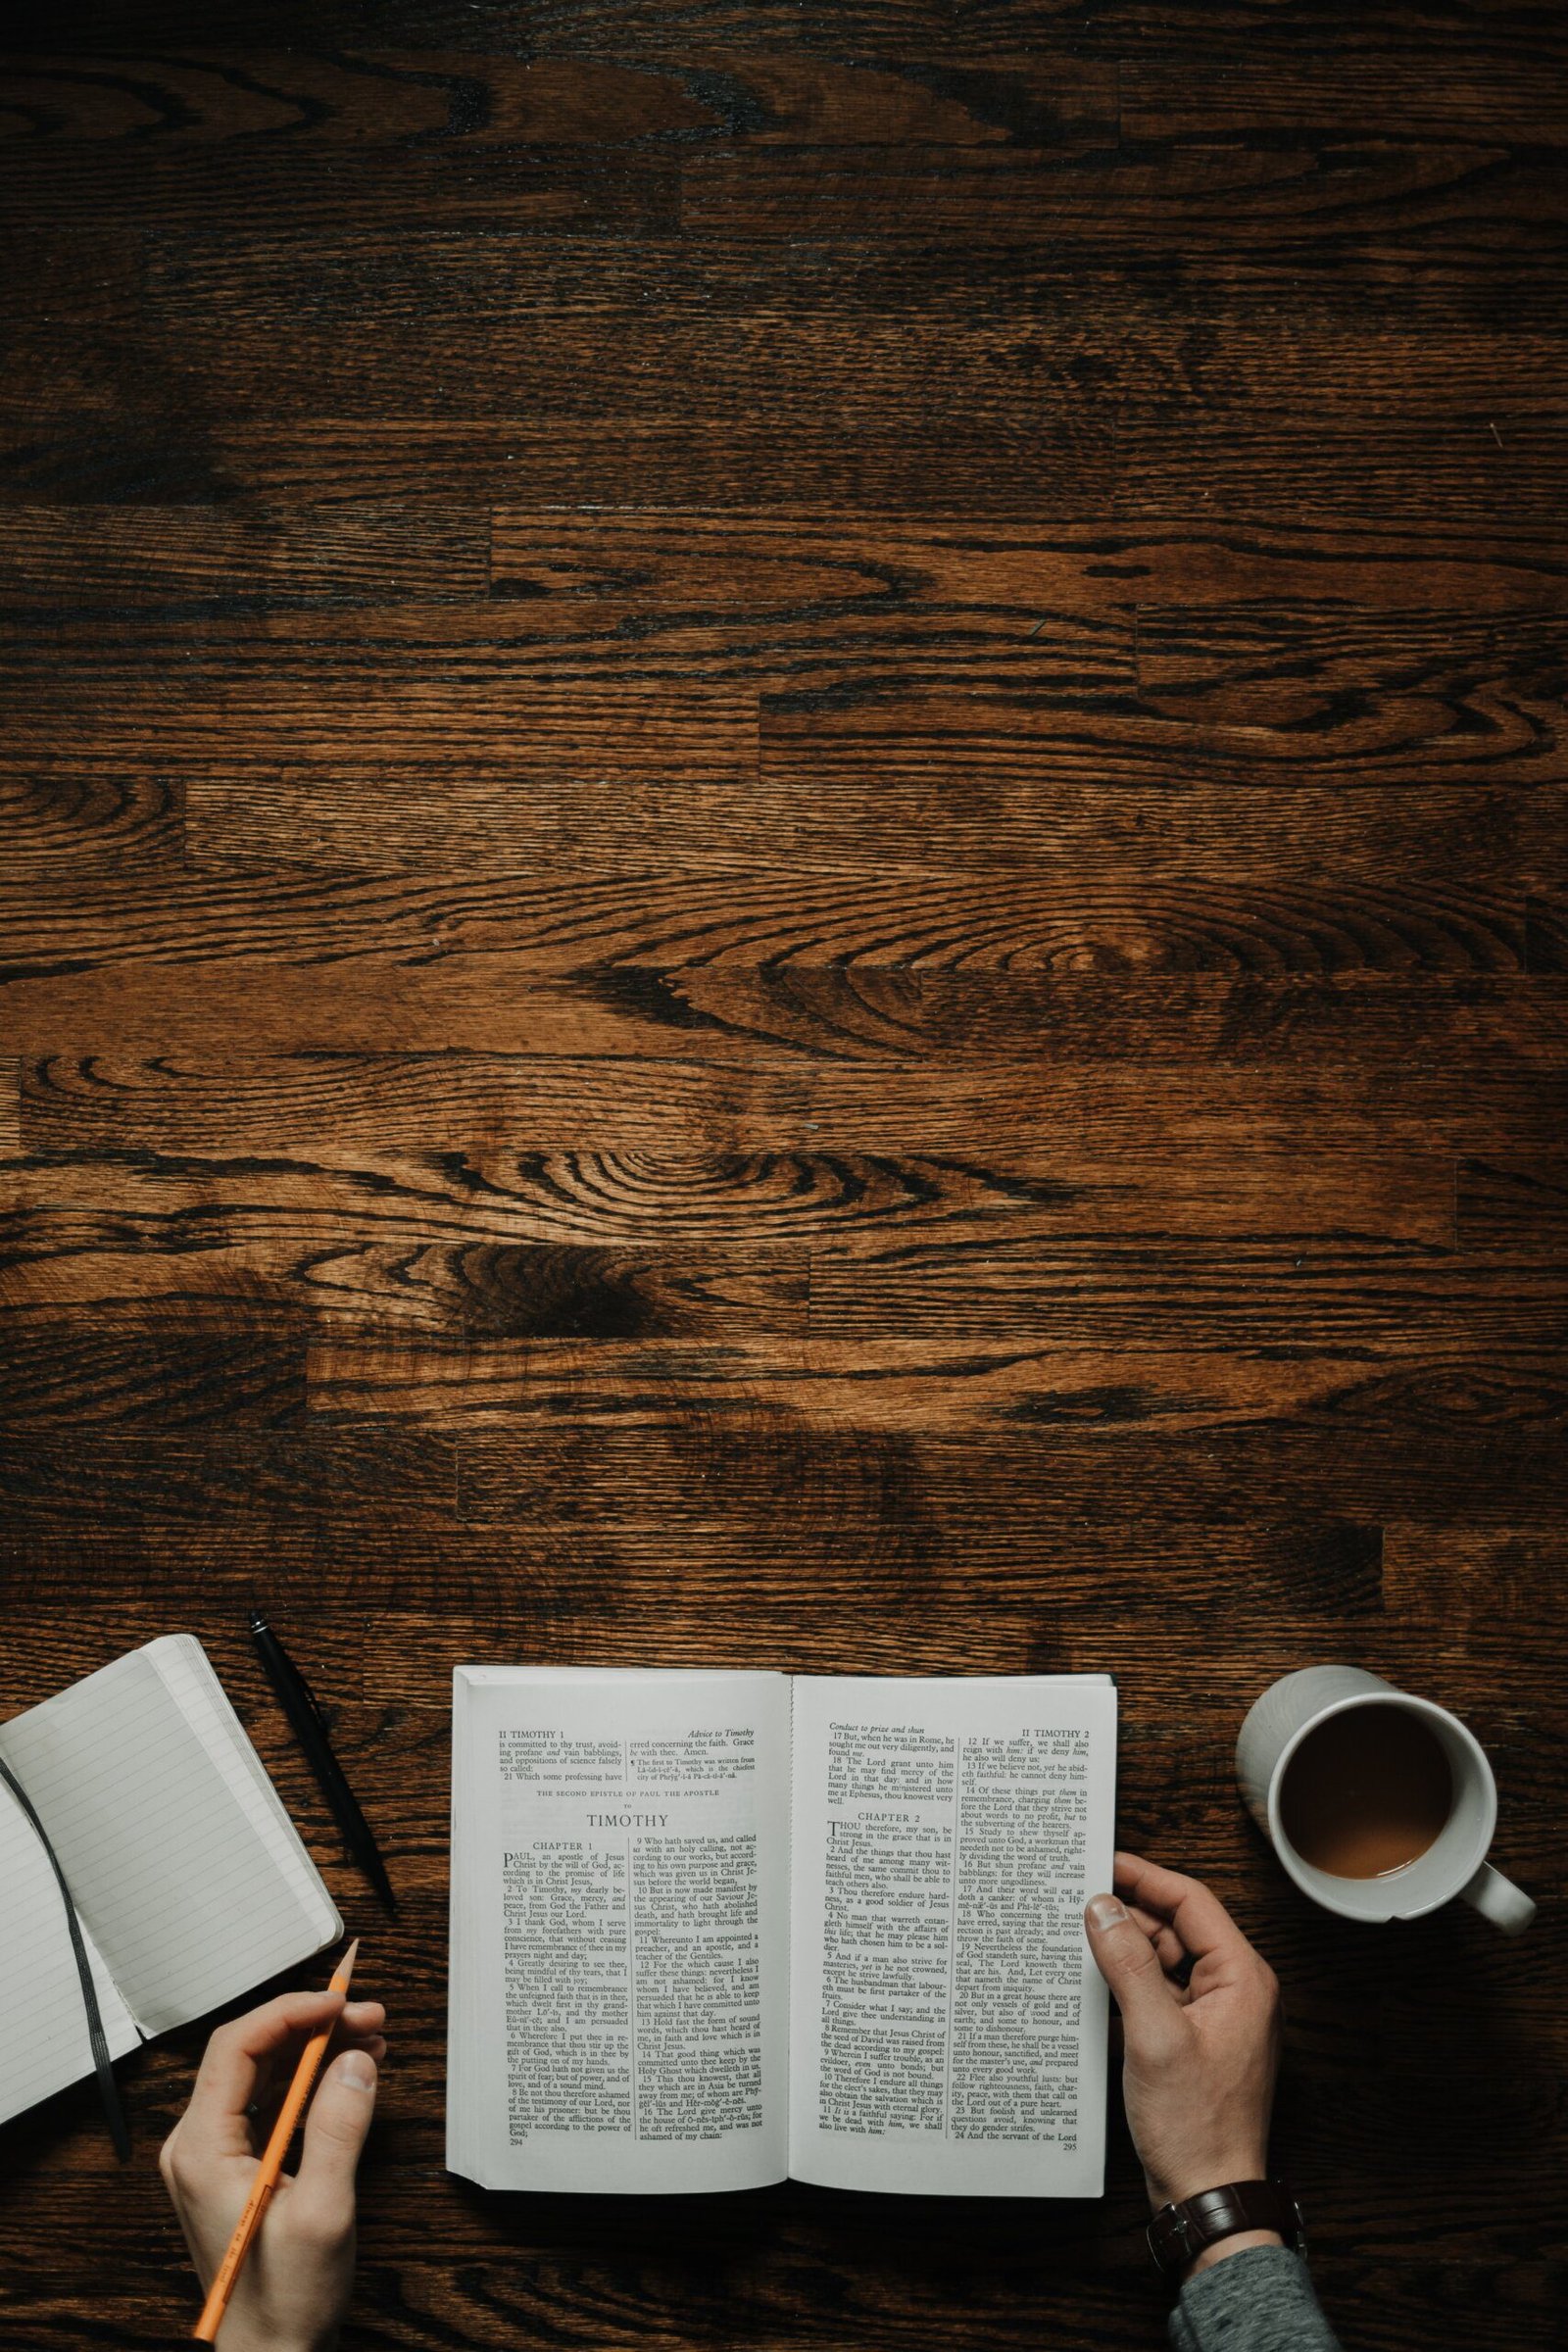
(1167, 2245, 1342, 2351)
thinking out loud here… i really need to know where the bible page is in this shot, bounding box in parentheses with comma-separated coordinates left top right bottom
(448, 1668, 791, 2193)
(788, 1676, 1116, 2197)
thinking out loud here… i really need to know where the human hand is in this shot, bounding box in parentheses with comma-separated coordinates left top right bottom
(1085, 1852, 1282, 2272)
(160, 1987, 387, 2352)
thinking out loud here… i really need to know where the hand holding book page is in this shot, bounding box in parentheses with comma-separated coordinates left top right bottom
(789, 1675, 1117, 2198)
(446, 1669, 1116, 2197)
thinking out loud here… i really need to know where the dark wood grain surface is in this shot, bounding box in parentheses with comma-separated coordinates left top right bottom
(1, 4, 1564, 2346)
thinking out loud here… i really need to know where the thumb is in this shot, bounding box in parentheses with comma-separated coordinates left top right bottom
(295, 2046, 377, 2211)
(1084, 1893, 1180, 2040)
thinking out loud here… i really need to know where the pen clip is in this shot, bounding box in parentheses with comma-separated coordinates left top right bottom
(256, 1612, 336, 1740)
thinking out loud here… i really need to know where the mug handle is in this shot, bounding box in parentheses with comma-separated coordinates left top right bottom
(1459, 1861, 1537, 1935)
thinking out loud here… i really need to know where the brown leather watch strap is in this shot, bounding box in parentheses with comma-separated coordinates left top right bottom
(1146, 2179, 1304, 2280)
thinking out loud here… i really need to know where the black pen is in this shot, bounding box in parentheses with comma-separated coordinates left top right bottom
(248, 1608, 398, 1918)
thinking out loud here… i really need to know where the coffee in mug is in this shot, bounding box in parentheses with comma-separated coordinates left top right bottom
(1278, 1702, 1452, 1880)
(1236, 1667, 1535, 1932)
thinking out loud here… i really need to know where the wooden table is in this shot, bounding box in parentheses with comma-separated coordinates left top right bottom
(1, 6, 1564, 2348)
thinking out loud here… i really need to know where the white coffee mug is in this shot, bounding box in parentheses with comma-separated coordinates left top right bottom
(1236, 1667, 1536, 1932)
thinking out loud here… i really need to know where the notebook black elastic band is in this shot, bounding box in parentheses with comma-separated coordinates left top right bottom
(0, 1752, 131, 2160)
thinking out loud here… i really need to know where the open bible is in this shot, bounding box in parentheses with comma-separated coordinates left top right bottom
(0, 1637, 343, 2132)
(448, 1669, 1116, 2196)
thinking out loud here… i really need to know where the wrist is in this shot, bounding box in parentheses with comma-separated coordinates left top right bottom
(1183, 2227, 1285, 2281)
(1146, 2174, 1303, 2289)
(1147, 2153, 1270, 2214)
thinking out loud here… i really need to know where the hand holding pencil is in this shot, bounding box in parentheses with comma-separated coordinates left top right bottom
(161, 1956, 385, 2352)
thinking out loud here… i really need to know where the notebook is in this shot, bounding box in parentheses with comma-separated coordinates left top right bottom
(0, 1636, 343, 2130)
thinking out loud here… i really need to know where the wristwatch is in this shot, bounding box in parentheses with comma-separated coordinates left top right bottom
(1147, 2179, 1305, 2280)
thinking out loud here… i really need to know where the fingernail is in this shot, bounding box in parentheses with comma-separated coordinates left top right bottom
(334, 2049, 376, 2090)
(1086, 1894, 1127, 1931)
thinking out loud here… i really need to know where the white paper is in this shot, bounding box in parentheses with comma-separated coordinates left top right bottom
(0, 1637, 341, 2046)
(0, 1783, 141, 2128)
(787, 1676, 1116, 2196)
(448, 1668, 791, 2193)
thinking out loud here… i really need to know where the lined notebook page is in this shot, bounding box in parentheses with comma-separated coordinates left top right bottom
(0, 1789, 141, 2128)
(0, 1638, 341, 2037)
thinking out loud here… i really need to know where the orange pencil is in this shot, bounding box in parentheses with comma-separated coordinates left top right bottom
(193, 1942, 361, 2343)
